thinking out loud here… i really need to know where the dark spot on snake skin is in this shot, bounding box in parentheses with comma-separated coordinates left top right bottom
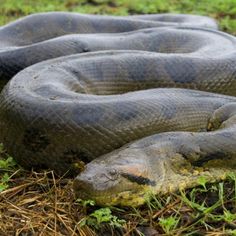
(34, 85, 57, 98)
(192, 151, 230, 166)
(23, 128, 50, 152)
(127, 58, 148, 83)
(67, 40, 90, 54)
(0, 51, 26, 79)
(121, 173, 156, 186)
(72, 105, 105, 124)
(164, 58, 197, 83)
(113, 102, 138, 121)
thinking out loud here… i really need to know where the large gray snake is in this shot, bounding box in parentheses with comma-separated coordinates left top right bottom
(0, 12, 236, 206)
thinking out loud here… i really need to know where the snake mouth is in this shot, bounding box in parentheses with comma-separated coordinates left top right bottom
(73, 178, 151, 206)
(73, 168, 155, 206)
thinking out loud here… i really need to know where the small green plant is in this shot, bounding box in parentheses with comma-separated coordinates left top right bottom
(0, 156, 16, 170)
(213, 210, 236, 223)
(0, 143, 17, 192)
(197, 176, 208, 191)
(0, 143, 17, 170)
(223, 210, 236, 223)
(226, 172, 236, 201)
(80, 207, 126, 229)
(159, 215, 180, 234)
(226, 230, 236, 236)
(0, 173, 10, 192)
(76, 198, 95, 207)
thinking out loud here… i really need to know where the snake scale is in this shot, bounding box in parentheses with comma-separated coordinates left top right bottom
(1, 12, 236, 206)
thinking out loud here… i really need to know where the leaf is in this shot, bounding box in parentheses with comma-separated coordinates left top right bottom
(198, 176, 207, 190)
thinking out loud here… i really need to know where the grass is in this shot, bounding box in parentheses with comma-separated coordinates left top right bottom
(0, 0, 236, 34)
(1, 0, 236, 235)
(2, 161, 236, 235)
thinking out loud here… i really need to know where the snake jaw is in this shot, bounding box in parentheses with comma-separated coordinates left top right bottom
(74, 169, 154, 206)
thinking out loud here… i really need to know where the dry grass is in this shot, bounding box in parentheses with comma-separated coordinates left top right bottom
(1, 165, 236, 235)
(0, 169, 96, 236)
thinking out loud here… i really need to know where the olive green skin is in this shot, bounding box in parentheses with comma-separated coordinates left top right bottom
(1, 13, 236, 206)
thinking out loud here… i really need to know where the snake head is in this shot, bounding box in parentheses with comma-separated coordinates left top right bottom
(73, 146, 158, 206)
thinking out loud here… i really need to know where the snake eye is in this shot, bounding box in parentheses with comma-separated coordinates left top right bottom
(109, 169, 118, 176)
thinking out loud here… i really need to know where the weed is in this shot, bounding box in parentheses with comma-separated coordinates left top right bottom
(0, 156, 16, 170)
(0, 143, 17, 192)
(76, 198, 95, 207)
(223, 210, 236, 223)
(159, 215, 180, 234)
(0, 173, 10, 192)
(79, 207, 126, 229)
(0, 143, 16, 170)
(197, 176, 208, 191)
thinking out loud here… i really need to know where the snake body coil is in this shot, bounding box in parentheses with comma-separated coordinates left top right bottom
(0, 12, 236, 206)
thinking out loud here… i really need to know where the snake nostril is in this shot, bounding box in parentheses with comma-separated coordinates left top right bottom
(83, 47, 90, 53)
